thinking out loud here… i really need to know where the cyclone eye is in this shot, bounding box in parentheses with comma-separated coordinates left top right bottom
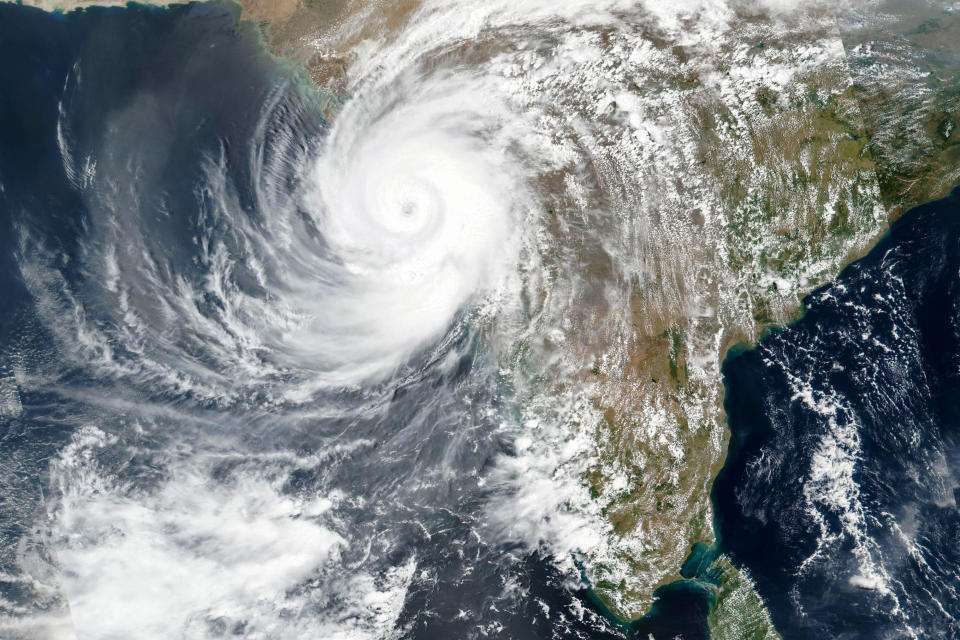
(400, 200, 416, 217)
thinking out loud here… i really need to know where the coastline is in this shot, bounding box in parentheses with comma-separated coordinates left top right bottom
(708, 183, 960, 638)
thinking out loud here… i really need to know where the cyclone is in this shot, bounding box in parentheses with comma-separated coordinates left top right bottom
(297, 73, 528, 383)
(46, 62, 532, 397)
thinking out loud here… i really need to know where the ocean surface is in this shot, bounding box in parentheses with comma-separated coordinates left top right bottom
(716, 187, 960, 638)
(0, 3, 704, 638)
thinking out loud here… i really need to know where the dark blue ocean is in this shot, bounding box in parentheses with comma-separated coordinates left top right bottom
(715, 187, 960, 639)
